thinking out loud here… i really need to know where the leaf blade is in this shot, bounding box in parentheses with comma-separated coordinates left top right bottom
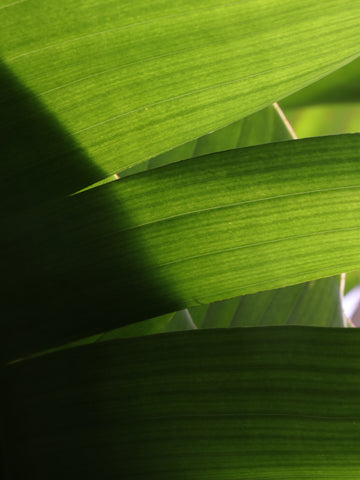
(1, 0, 360, 178)
(3, 327, 360, 479)
(2, 134, 360, 361)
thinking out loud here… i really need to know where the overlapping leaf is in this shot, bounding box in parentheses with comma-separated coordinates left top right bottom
(121, 104, 344, 333)
(2, 134, 360, 362)
(120, 103, 293, 177)
(1, 0, 360, 188)
(189, 276, 344, 328)
(3, 327, 360, 479)
(2, 2, 360, 478)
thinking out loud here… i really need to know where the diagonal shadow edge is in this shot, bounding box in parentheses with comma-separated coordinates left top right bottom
(0, 59, 105, 211)
(0, 59, 182, 363)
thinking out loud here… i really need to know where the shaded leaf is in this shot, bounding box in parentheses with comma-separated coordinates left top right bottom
(2, 134, 360, 362)
(190, 277, 344, 328)
(3, 327, 360, 479)
(133, 104, 344, 331)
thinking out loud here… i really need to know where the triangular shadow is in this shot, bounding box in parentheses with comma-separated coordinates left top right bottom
(0, 59, 181, 363)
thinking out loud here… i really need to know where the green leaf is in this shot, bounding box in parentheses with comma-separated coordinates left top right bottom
(2, 134, 360, 363)
(161, 309, 198, 332)
(6, 313, 177, 365)
(3, 327, 360, 479)
(122, 104, 343, 332)
(190, 276, 344, 328)
(99, 312, 176, 338)
(44, 104, 344, 342)
(120, 103, 294, 177)
(121, 103, 298, 332)
(1, 0, 360, 183)
(97, 275, 343, 340)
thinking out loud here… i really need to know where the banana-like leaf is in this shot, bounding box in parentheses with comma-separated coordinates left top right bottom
(8, 268, 343, 362)
(99, 276, 344, 340)
(2, 134, 360, 363)
(129, 104, 344, 331)
(124, 105, 344, 331)
(189, 276, 344, 328)
(19, 105, 343, 352)
(1, 0, 360, 186)
(121, 103, 293, 177)
(7, 105, 338, 357)
(3, 327, 360, 479)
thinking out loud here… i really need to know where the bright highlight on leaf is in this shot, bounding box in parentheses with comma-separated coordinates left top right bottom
(1, 0, 360, 179)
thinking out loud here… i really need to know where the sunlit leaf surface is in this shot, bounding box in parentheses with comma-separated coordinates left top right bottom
(1, 0, 359, 183)
(2, 134, 360, 362)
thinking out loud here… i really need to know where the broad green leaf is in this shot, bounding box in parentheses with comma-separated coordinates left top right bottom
(24, 104, 342, 345)
(281, 57, 360, 108)
(2, 134, 360, 363)
(93, 276, 344, 341)
(3, 327, 360, 479)
(1, 0, 360, 186)
(0, 100, 341, 355)
(120, 103, 293, 177)
(121, 104, 297, 332)
(0, 60, 102, 214)
(122, 104, 343, 331)
(189, 276, 344, 328)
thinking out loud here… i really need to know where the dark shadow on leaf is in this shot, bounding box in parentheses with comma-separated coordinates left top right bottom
(0, 60, 104, 213)
(0, 59, 182, 364)
(4, 328, 360, 478)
